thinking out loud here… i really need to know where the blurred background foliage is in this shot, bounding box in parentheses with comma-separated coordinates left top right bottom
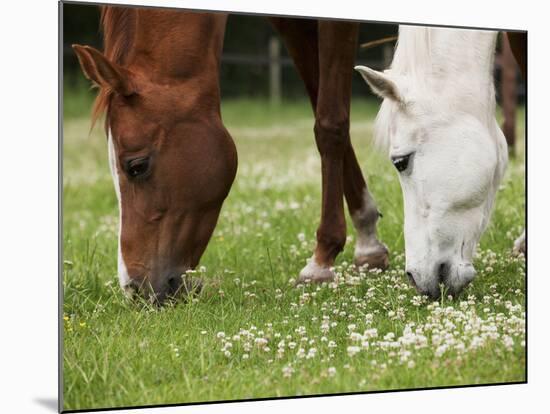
(62, 3, 397, 102)
(62, 2, 524, 154)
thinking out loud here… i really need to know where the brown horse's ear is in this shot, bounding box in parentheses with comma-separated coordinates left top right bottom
(72, 44, 135, 96)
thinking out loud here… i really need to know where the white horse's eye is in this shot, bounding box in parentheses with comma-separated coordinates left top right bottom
(391, 154, 412, 173)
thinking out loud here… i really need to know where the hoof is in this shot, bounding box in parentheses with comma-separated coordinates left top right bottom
(298, 259, 336, 284)
(512, 230, 526, 256)
(354, 243, 390, 271)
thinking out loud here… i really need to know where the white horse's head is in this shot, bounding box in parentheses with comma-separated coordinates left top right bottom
(356, 29, 507, 298)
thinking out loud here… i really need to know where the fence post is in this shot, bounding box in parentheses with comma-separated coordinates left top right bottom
(269, 36, 282, 105)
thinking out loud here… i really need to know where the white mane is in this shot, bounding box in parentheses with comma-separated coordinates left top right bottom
(390, 25, 433, 80)
(373, 25, 499, 151)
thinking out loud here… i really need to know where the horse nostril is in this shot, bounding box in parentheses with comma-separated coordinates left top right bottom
(438, 262, 450, 284)
(167, 275, 182, 295)
(406, 271, 416, 288)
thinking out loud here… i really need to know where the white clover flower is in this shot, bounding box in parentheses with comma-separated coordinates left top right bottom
(216, 332, 225, 339)
(384, 332, 395, 341)
(347, 346, 361, 357)
(254, 337, 268, 348)
(363, 328, 378, 339)
(503, 335, 514, 349)
(306, 348, 317, 359)
(282, 365, 294, 378)
(327, 367, 337, 377)
(435, 344, 448, 357)
(349, 332, 362, 342)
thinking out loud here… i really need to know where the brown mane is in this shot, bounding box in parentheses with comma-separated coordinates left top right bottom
(92, 6, 137, 130)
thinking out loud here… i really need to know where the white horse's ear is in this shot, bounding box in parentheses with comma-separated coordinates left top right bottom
(355, 66, 402, 103)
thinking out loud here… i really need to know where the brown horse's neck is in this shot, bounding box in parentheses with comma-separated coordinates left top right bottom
(104, 8, 227, 111)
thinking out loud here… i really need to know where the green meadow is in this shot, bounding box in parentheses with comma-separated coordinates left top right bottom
(62, 95, 525, 411)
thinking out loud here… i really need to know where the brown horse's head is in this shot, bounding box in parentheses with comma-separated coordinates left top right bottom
(73, 45, 237, 303)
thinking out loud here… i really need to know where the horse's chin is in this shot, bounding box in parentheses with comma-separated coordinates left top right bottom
(446, 262, 476, 297)
(160, 275, 204, 305)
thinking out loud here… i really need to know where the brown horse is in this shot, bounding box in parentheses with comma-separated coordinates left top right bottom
(73, 6, 389, 303)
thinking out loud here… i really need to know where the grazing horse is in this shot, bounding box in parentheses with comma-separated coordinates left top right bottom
(356, 26, 509, 299)
(72, 6, 389, 303)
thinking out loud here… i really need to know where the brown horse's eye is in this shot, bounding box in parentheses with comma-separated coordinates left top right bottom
(124, 157, 151, 179)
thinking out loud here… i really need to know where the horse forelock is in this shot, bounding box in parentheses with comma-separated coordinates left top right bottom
(370, 26, 432, 153)
(372, 98, 395, 153)
(92, 6, 137, 131)
(391, 26, 432, 80)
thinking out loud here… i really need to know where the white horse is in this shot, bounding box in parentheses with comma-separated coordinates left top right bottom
(356, 26, 508, 299)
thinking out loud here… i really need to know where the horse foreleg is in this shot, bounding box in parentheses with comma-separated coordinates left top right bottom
(296, 21, 358, 283)
(506, 32, 526, 78)
(272, 18, 388, 281)
(506, 31, 526, 257)
(343, 146, 389, 270)
(513, 230, 526, 256)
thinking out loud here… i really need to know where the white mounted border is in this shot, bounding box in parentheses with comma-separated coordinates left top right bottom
(2, 0, 546, 414)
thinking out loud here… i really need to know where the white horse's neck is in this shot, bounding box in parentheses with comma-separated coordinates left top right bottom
(391, 26, 498, 123)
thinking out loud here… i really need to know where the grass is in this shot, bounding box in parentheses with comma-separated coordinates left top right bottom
(62, 94, 525, 411)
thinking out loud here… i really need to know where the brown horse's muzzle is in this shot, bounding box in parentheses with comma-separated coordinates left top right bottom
(123, 271, 203, 304)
